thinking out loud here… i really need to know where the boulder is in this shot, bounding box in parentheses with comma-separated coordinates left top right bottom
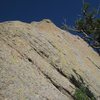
(0, 19, 100, 100)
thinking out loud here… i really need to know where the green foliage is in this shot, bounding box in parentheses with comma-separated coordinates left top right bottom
(61, 1, 100, 54)
(75, 19, 84, 31)
(74, 86, 89, 100)
(74, 85, 96, 100)
(75, 2, 100, 46)
(69, 70, 96, 100)
(83, 2, 90, 12)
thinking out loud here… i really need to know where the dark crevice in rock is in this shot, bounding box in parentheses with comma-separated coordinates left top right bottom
(7, 36, 68, 84)
(31, 46, 37, 52)
(50, 63, 68, 79)
(87, 57, 100, 70)
(33, 40, 38, 44)
(41, 71, 74, 99)
(45, 20, 50, 23)
(55, 67, 67, 78)
(29, 40, 49, 59)
(27, 55, 74, 100)
(31, 46, 49, 59)
(25, 56, 74, 99)
(39, 51, 49, 58)
(48, 40, 58, 50)
(27, 58, 33, 63)
(0, 37, 35, 64)
(0, 37, 24, 58)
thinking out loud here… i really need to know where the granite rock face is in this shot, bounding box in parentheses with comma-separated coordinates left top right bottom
(0, 19, 100, 100)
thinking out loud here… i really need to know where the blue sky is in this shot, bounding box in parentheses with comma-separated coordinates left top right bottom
(0, 0, 99, 26)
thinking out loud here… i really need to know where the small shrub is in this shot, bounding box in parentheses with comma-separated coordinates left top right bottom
(74, 85, 96, 100)
(74, 87, 89, 100)
(69, 70, 96, 100)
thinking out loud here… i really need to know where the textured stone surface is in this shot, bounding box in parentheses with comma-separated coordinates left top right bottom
(0, 19, 100, 100)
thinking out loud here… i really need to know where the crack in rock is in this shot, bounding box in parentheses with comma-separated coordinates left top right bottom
(87, 57, 100, 70)
(41, 71, 74, 99)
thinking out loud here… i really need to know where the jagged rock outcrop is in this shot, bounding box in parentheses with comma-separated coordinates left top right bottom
(0, 19, 100, 100)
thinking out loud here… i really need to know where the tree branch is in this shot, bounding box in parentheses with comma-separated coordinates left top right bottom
(62, 24, 100, 49)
